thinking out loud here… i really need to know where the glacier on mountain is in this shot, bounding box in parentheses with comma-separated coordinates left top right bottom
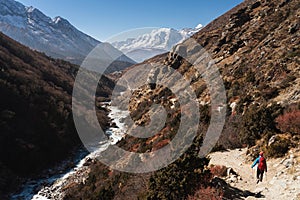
(111, 25, 203, 62)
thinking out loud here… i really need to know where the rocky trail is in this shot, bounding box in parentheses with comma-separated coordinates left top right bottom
(209, 148, 300, 200)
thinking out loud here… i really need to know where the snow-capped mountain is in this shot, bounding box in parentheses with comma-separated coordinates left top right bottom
(0, 0, 135, 68)
(112, 25, 202, 62)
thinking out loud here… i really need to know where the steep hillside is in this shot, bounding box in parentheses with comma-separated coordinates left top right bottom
(65, 0, 299, 199)
(0, 32, 114, 199)
(117, 0, 300, 148)
(0, 0, 99, 65)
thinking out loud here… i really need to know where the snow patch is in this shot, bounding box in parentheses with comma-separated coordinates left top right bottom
(27, 17, 34, 25)
(195, 23, 203, 29)
(26, 6, 35, 13)
(52, 16, 61, 24)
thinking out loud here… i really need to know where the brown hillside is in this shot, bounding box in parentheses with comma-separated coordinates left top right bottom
(0, 32, 114, 198)
(66, 0, 299, 199)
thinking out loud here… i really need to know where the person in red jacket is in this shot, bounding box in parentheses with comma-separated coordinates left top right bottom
(251, 151, 267, 183)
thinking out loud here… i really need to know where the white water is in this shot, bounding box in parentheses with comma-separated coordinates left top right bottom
(11, 104, 129, 200)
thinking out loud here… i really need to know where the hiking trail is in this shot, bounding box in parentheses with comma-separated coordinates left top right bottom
(209, 148, 300, 199)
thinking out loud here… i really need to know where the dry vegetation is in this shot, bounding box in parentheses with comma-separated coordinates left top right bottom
(65, 0, 299, 199)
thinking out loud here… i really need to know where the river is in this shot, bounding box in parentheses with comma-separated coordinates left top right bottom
(11, 103, 129, 200)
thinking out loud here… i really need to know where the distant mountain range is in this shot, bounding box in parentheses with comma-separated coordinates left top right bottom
(0, 0, 135, 70)
(0, 0, 202, 69)
(112, 25, 202, 62)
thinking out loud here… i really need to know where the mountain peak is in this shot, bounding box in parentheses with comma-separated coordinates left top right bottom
(0, 0, 102, 65)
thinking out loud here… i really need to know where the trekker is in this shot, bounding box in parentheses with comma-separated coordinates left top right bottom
(251, 151, 267, 184)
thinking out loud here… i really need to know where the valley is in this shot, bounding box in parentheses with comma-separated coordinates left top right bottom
(0, 0, 299, 199)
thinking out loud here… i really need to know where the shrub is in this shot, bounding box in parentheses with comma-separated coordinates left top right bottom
(275, 109, 300, 135)
(217, 115, 243, 149)
(210, 165, 228, 177)
(188, 186, 223, 200)
(261, 87, 279, 100)
(280, 75, 296, 89)
(240, 103, 282, 146)
(146, 137, 211, 200)
(267, 137, 290, 157)
(245, 70, 255, 83)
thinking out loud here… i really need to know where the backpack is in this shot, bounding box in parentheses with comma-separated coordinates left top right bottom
(258, 156, 266, 171)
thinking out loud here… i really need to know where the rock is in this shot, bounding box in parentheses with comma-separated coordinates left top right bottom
(187, 45, 202, 55)
(276, 171, 284, 177)
(174, 44, 187, 58)
(83, 157, 93, 166)
(292, 135, 300, 141)
(228, 8, 251, 30)
(211, 177, 227, 189)
(227, 175, 238, 183)
(227, 167, 238, 176)
(288, 23, 298, 34)
(283, 158, 294, 168)
(249, 1, 261, 10)
(268, 135, 278, 146)
(214, 56, 224, 64)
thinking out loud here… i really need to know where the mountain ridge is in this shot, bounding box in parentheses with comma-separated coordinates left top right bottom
(0, 0, 100, 64)
(0, 0, 136, 70)
(111, 25, 202, 62)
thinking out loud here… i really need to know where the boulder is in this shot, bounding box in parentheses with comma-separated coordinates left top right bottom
(268, 135, 278, 146)
(227, 174, 238, 183)
(227, 167, 238, 176)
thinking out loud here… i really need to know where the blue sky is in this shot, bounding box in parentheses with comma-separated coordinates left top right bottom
(17, 0, 243, 41)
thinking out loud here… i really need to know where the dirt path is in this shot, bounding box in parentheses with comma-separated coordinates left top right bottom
(209, 148, 300, 200)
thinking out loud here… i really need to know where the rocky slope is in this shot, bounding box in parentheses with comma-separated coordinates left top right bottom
(0, 0, 135, 70)
(60, 0, 299, 199)
(118, 0, 300, 147)
(0, 31, 114, 199)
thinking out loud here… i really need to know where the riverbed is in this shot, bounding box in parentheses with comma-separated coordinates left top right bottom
(11, 103, 129, 200)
